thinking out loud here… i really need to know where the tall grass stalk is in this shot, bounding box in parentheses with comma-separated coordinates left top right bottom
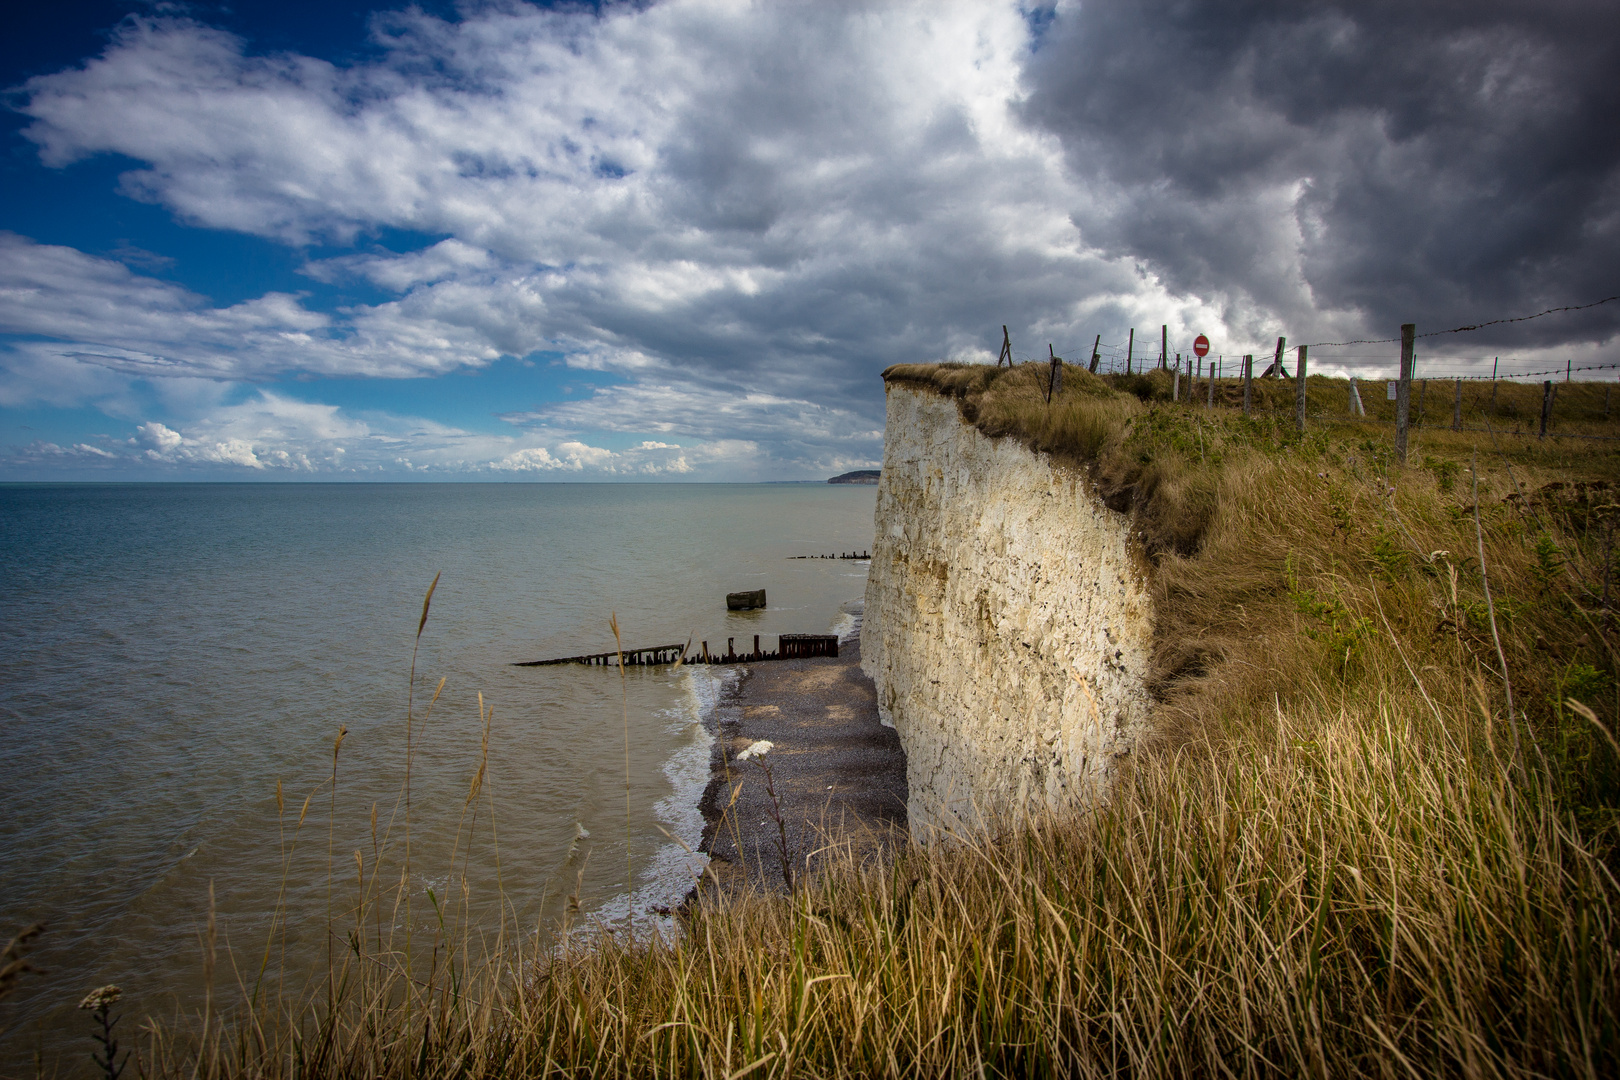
(610, 611, 632, 932)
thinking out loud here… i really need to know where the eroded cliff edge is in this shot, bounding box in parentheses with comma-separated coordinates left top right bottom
(861, 380, 1154, 840)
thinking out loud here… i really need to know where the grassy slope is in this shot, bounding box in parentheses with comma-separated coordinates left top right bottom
(149, 365, 1620, 1078)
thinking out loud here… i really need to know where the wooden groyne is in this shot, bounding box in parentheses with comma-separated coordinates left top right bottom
(790, 551, 870, 560)
(514, 634, 839, 668)
(514, 643, 687, 667)
(692, 634, 839, 664)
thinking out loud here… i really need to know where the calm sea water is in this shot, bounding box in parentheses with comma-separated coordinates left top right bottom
(0, 482, 876, 1068)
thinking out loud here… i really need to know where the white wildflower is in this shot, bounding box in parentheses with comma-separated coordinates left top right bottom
(735, 740, 774, 761)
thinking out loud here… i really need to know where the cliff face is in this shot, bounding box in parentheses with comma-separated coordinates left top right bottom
(861, 382, 1154, 840)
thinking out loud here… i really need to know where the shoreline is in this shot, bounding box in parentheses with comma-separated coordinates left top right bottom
(693, 628, 908, 895)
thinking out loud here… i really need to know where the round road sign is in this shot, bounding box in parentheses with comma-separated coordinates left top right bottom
(1193, 334, 1210, 358)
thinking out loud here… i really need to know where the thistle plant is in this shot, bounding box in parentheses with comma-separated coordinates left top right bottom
(78, 984, 126, 1080)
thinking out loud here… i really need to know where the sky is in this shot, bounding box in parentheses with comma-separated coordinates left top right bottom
(1, 0, 1616, 481)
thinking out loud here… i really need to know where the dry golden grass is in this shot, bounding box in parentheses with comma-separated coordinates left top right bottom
(129, 363, 1620, 1078)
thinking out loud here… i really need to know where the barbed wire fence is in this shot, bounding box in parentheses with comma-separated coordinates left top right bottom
(996, 295, 1620, 455)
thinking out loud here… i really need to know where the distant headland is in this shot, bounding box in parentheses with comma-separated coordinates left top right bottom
(827, 470, 880, 485)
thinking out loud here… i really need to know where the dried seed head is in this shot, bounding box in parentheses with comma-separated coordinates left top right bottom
(78, 985, 121, 1010)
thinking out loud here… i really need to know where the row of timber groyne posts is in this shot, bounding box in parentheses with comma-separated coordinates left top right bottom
(514, 644, 688, 668)
(694, 633, 839, 664)
(515, 633, 840, 668)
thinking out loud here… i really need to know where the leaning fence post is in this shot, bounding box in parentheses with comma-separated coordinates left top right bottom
(1452, 378, 1463, 431)
(1490, 357, 1499, 410)
(1242, 354, 1253, 416)
(1172, 353, 1181, 401)
(1294, 345, 1308, 432)
(1348, 378, 1365, 416)
(1540, 380, 1553, 438)
(1088, 334, 1100, 374)
(1395, 323, 1415, 464)
(1272, 336, 1286, 378)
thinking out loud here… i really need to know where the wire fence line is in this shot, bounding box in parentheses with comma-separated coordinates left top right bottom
(1001, 294, 1618, 382)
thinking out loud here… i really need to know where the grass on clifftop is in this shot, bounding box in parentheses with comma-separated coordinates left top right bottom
(109, 364, 1620, 1078)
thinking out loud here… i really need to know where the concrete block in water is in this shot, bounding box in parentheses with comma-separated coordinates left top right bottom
(726, 588, 767, 610)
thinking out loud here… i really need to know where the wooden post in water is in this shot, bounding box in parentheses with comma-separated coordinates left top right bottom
(1294, 345, 1308, 432)
(1242, 355, 1253, 416)
(1453, 378, 1463, 431)
(1540, 381, 1553, 439)
(1395, 324, 1415, 465)
(754, 634, 760, 660)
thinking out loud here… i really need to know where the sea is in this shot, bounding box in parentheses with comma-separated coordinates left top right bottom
(0, 482, 877, 1068)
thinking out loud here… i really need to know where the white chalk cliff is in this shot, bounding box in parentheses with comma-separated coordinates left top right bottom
(861, 380, 1154, 840)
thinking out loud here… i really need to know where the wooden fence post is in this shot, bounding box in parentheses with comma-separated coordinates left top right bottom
(1207, 361, 1216, 408)
(1088, 334, 1101, 374)
(1160, 324, 1168, 370)
(1540, 380, 1553, 438)
(1047, 345, 1062, 402)
(1172, 354, 1181, 401)
(1349, 378, 1365, 416)
(997, 325, 1012, 367)
(1606, 385, 1612, 418)
(1126, 328, 1134, 375)
(1294, 345, 1308, 432)
(1395, 323, 1415, 465)
(1490, 357, 1499, 410)
(1452, 378, 1463, 431)
(1242, 354, 1253, 416)
(1273, 336, 1286, 378)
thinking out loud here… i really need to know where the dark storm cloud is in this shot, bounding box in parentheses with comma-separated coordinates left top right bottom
(1022, 0, 1620, 349)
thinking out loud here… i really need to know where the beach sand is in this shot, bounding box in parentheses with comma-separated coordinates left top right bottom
(695, 635, 908, 894)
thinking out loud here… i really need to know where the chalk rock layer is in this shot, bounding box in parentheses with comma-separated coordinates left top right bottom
(861, 383, 1153, 840)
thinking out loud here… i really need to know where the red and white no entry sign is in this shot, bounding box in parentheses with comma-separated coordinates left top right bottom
(1193, 335, 1210, 358)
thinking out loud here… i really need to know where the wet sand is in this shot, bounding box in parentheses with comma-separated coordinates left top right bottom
(695, 636, 908, 893)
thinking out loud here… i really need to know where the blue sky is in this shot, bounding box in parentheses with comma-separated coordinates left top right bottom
(2, 1, 1616, 480)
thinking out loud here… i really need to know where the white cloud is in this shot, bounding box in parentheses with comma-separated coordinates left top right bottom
(12, 2, 1180, 404)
